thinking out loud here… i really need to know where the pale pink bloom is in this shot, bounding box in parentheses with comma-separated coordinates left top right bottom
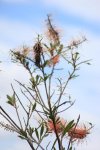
(68, 39, 81, 49)
(46, 118, 66, 133)
(48, 55, 59, 66)
(68, 124, 92, 141)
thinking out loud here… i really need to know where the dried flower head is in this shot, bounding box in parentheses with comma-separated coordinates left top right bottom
(68, 39, 81, 49)
(46, 15, 60, 43)
(22, 45, 30, 56)
(68, 36, 87, 49)
(13, 45, 30, 57)
(0, 122, 17, 132)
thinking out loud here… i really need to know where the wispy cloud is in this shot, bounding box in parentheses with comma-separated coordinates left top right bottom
(0, 18, 38, 46)
(41, 0, 100, 22)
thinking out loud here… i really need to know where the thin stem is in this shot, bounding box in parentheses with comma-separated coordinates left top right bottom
(20, 88, 45, 110)
(40, 53, 63, 149)
(27, 139, 35, 150)
(19, 55, 48, 111)
(67, 115, 80, 150)
(25, 104, 31, 131)
(57, 101, 75, 114)
(16, 80, 48, 111)
(52, 117, 63, 150)
(0, 106, 20, 131)
(30, 136, 45, 150)
(11, 84, 23, 129)
(15, 80, 36, 101)
(35, 86, 48, 110)
(0, 111, 19, 133)
(48, 65, 55, 102)
(56, 65, 76, 106)
(14, 88, 28, 114)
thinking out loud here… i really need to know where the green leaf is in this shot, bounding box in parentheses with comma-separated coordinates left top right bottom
(44, 43, 49, 49)
(30, 77, 36, 87)
(51, 138, 57, 150)
(44, 74, 50, 81)
(36, 75, 39, 83)
(56, 117, 60, 123)
(32, 103, 36, 112)
(28, 127, 34, 136)
(20, 129, 27, 138)
(7, 95, 12, 101)
(49, 114, 53, 120)
(30, 77, 35, 82)
(35, 128, 39, 140)
(30, 75, 43, 87)
(7, 101, 14, 106)
(40, 124, 44, 137)
(62, 120, 75, 136)
(87, 62, 91, 65)
(44, 110, 49, 115)
(42, 60, 48, 68)
(53, 106, 57, 113)
(58, 44, 63, 54)
(69, 146, 72, 150)
(7, 94, 16, 107)
(18, 135, 26, 140)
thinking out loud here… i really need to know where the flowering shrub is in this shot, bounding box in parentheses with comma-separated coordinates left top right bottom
(0, 15, 93, 150)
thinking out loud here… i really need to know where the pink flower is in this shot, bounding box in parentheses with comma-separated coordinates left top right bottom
(51, 55, 59, 64)
(68, 125, 91, 140)
(46, 118, 66, 133)
(48, 55, 59, 66)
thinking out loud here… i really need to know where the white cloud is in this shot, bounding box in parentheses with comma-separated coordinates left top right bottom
(0, 130, 30, 150)
(41, 0, 100, 22)
(0, 18, 41, 50)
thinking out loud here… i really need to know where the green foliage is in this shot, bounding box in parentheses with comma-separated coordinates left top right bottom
(28, 126, 34, 137)
(62, 120, 75, 137)
(32, 103, 36, 112)
(7, 93, 16, 107)
(35, 128, 39, 140)
(40, 124, 44, 137)
(20, 129, 27, 138)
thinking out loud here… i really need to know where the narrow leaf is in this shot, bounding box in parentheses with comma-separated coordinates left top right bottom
(20, 129, 27, 138)
(32, 103, 36, 112)
(18, 135, 26, 140)
(40, 124, 44, 137)
(62, 120, 75, 136)
(35, 128, 39, 140)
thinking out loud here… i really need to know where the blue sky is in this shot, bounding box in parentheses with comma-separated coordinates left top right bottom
(0, 0, 100, 150)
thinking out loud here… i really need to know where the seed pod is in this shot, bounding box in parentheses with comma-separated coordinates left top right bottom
(33, 42, 42, 67)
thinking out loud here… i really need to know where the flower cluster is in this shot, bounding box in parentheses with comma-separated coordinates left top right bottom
(68, 126, 90, 140)
(46, 15, 60, 44)
(48, 55, 60, 66)
(46, 118, 66, 133)
(68, 36, 87, 49)
(46, 117, 92, 142)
